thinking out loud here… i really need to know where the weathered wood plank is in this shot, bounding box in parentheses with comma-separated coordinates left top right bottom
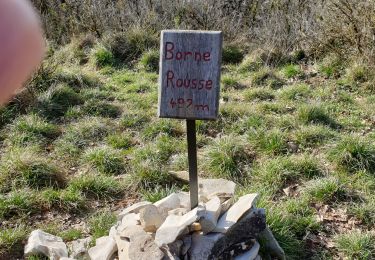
(158, 30, 223, 120)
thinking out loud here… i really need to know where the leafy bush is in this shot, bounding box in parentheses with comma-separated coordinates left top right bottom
(104, 30, 158, 64)
(93, 47, 114, 67)
(139, 49, 159, 72)
(222, 45, 244, 64)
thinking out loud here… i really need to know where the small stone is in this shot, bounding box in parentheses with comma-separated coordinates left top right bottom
(24, 230, 68, 260)
(121, 225, 164, 260)
(139, 204, 164, 232)
(257, 227, 286, 260)
(88, 236, 117, 260)
(176, 192, 191, 209)
(117, 213, 140, 233)
(69, 237, 92, 259)
(214, 193, 258, 233)
(155, 206, 204, 247)
(118, 201, 151, 220)
(115, 234, 130, 260)
(199, 179, 236, 200)
(169, 170, 189, 183)
(190, 222, 202, 232)
(199, 196, 221, 234)
(234, 241, 260, 260)
(168, 208, 189, 216)
(220, 198, 234, 216)
(189, 232, 224, 260)
(154, 193, 181, 217)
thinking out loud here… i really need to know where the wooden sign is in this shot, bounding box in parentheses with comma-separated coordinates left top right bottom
(158, 30, 223, 120)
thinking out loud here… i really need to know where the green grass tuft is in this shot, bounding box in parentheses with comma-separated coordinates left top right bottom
(93, 46, 114, 67)
(88, 210, 117, 242)
(139, 49, 159, 72)
(335, 231, 375, 260)
(84, 146, 126, 175)
(282, 64, 304, 79)
(222, 45, 244, 64)
(329, 135, 375, 172)
(204, 135, 254, 180)
(278, 84, 311, 101)
(244, 88, 275, 101)
(297, 104, 336, 127)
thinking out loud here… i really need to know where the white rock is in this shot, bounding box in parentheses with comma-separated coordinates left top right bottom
(155, 206, 204, 247)
(117, 213, 140, 233)
(234, 241, 260, 260)
(139, 204, 164, 232)
(24, 230, 68, 260)
(189, 232, 224, 260)
(69, 237, 92, 259)
(176, 192, 191, 209)
(214, 193, 258, 233)
(118, 201, 151, 220)
(220, 197, 234, 216)
(199, 196, 222, 234)
(154, 193, 181, 217)
(199, 179, 236, 200)
(115, 234, 130, 260)
(60, 258, 76, 260)
(88, 236, 117, 260)
(168, 208, 189, 216)
(121, 225, 164, 259)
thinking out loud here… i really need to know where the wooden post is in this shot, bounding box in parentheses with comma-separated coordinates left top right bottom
(158, 30, 223, 209)
(186, 120, 198, 209)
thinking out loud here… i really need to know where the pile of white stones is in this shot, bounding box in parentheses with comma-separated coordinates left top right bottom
(24, 178, 285, 260)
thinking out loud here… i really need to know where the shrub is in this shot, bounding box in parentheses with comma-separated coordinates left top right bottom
(335, 232, 375, 260)
(204, 135, 255, 180)
(106, 133, 134, 149)
(36, 85, 83, 119)
(93, 47, 114, 67)
(5, 114, 60, 146)
(279, 84, 311, 101)
(318, 54, 344, 78)
(251, 68, 284, 89)
(68, 174, 122, 199)
(329, 136, 375, 172)
(0, 149, 66, 191)
(139, 49, 160, 72)
(244, 88, 275, 101)
(222, 45, 244, 64)
(297, 104, 336, 127)
(83, 146, 126, 175)
(104, 30, 158, 64)
(302, 177, 344, 203)
(282, 64, 304, 79)
(82, 101, 121, 118)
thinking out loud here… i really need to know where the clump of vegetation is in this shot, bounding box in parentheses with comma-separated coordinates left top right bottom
(282, 64, 304, 79)
(104, 30, 158, 64)
(335, 231, 375, 259)
(221, 75, 243, 90)
(204, 135, 254, 180)
(5, 114, 60, 146)
(251, 68, 284, 89)
(88, 210, 117, 242)
(36, 84, 83, 119)
(244, 88, 275, 101)
(139, 49, 159, 72)
(0, 225, 29, 259)
(249, 129, 288, 155)
(318, 54, 344, 78)
(82, 100, 121, 118)
(84, 146, 126, 175)
(238, 53, 262, 73)
(278, 84, 311, 101)
(222, 45, 244, 64)
(294, 125, 334, 148)
(302, 177, 344, 203)
(93, 46, 114, 68)
(345, 63, 372, 84)
(297, 104, 336, 127)
(329, 136, 375, 172)
(0, 149, 66, 191)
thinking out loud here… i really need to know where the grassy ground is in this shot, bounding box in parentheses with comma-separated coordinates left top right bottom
(1, 39, 375, 259)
